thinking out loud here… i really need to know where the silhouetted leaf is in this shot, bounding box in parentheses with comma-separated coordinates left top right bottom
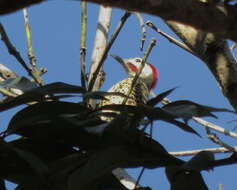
(162, 100, 236, 123)
(83, 91, 130, 100)
(49, 152, 89, 190)
(0, 180, 6, 190)
(83, 123, 111, 134)
(6, 101, 106, 147)
(48, 94, 78, 100)
(181, 151, 214, 171)
(147, 87, 176, 106)
(0, 139, 48, 186)
(6, 101, 92, 135)
(98, 104, 143, 114)
(68, 144, 176, 190)
(13, 148, 49, 183)
(90, 111, 119, 119)
(144, 107, 201, 137)
(10, 138, 77, 163)
(165, 165, 209, 190)
(167, 119, 201, 137)
(61, 116, 105, 129)
(67, 147, 132, 190)
(165, 151, 214, 189)
(0, 76, 38, 92)
(211, 153, 237, 168)
(98, 104, 201, 137)
(0, 82, 86, 112)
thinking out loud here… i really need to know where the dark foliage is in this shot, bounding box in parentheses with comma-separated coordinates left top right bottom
(0, 82, 235, 190)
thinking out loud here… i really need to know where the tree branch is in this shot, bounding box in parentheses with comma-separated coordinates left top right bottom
(80, 1, 88, 91)
(170, 146, 237, 156)
(88, 11, 131, 92)
(23, 8, 44, 86)
(82, 0, 237, 42)
(0, 0, 237, 42)
(88, 6, 112, 107)
(160, 20, 237, 111)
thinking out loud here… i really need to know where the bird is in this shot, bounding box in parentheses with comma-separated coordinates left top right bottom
(99, 54, 158, 122)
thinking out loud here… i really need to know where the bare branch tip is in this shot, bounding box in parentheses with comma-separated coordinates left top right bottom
(146, 20, 153, 26)
(151, 38, 157, 44)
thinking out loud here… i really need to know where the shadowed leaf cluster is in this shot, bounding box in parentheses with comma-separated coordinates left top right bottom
(0, 81, 235, 190)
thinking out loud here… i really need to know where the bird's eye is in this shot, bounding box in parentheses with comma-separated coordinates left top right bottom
(135, 58, 141, 63)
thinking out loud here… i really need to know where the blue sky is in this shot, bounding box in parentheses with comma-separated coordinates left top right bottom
(1, 0, 237, 189)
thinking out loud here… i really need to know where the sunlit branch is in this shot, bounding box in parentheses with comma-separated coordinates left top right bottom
(146, 21, 197, 57)
(134, 12, 146, 51)
(88, 11, 131, 92)
(23, 8, 44, 86)
(80, 1, 88, 91)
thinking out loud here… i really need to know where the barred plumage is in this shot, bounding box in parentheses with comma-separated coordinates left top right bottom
(99, 55, 158, 122)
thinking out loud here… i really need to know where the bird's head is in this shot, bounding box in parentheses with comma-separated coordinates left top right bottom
(111, 54, 158, 89)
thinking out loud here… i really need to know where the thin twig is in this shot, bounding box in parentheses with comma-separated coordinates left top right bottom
(135, 167, 145, 189)
(219, 184, 223, 190)
(23, 8, 43, 86)
(192, 116, 237, 139)
(39, 67, 47, 76)
(206, 128, 236, 152)
(170, 146, 237, 157)
(80, 1, 87, 91)
(134, 12, 146, 51)
(122, 38, 156, 105)
(0, 23, 32, 76)
(88, 11, 131, 92)
(146, 21, 198, 57)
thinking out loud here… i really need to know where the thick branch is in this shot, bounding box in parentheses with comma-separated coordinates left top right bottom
(84, 0, 237, 42)
(165, 21, 237, 110)
(0, 0, 237, 42)
(88, 6, 112, 107)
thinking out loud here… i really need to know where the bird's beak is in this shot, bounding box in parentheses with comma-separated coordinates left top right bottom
(110, 54, 129, 73)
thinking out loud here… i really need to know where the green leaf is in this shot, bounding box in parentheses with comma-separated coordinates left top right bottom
(0, 76, 38, 92)
(0, 82, 86, 112)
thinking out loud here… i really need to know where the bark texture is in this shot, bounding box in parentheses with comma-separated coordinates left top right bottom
(166, 21, 237, 110)
(0, 0, 237, 42)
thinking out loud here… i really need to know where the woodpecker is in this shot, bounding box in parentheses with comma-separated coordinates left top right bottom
(99, 55, 158, 121)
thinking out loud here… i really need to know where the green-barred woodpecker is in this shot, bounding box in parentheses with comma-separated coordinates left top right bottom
(85, 55, 158, 134)
(100, 55, 158, 120)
